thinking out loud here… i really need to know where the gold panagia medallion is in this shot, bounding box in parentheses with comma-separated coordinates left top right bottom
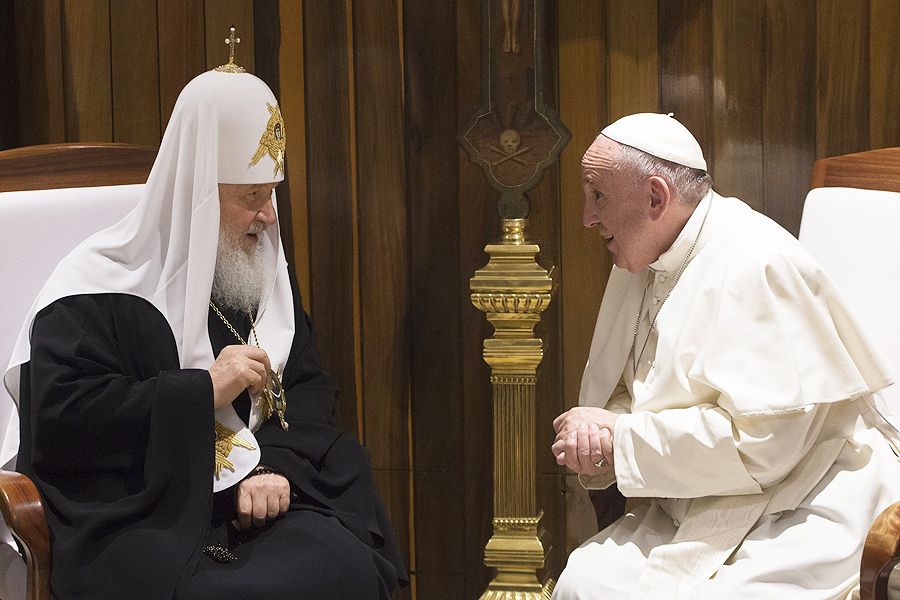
(249, 102, 286, 177)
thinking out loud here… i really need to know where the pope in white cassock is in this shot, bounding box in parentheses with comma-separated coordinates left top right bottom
(551, 113, 900, 599)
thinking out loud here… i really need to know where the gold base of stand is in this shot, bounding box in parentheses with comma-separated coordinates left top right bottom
(478, 579, 555, 600)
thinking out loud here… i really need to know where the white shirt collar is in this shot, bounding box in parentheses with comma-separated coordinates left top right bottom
(649, 190, 713, 274)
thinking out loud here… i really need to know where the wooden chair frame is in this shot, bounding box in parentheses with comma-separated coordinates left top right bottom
(0, 143, 154, 600)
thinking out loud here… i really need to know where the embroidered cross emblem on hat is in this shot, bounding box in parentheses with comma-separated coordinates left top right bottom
(249, 102, 286, 177)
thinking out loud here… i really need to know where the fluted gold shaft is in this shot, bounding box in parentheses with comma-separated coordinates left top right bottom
(471, 218, 555, 600)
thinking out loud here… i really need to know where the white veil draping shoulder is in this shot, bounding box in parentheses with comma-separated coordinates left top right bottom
(3, 69, 295, 492)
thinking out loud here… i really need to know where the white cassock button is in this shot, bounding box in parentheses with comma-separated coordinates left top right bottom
(658, 274, 668, 283)
(673, 519, 680, 527)
(652, 297, 660, 305)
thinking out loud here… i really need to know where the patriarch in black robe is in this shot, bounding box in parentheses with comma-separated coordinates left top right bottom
(4, 64, 405, 599)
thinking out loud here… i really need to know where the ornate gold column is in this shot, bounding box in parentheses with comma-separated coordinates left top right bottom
(459, 1, 568, 597)
(471, 219, 555, 599)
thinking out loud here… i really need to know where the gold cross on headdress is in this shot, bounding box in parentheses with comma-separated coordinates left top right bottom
(215, 26, 247, 74)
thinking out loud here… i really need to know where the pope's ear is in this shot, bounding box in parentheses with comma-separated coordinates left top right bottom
(647, 175, 672, 221)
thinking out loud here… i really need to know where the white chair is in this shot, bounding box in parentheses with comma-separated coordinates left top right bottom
(0, 143, 154, 600)
(798, 146, 900, 600)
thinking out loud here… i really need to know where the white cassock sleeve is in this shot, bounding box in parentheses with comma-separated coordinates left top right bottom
(609, 403, 830, 498)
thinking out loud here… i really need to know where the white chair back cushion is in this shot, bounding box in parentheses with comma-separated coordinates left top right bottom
(799, 186, 900, 420)
(0, 184, 142, 600)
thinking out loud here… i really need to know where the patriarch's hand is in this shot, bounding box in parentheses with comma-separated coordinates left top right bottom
(234, 472, 290, 530)
(209, 345, 271, 409)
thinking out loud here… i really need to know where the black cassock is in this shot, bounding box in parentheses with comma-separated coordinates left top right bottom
(16, 283, 406, 599)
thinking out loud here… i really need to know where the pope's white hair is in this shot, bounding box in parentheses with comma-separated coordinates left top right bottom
(618, 144, 712, 205)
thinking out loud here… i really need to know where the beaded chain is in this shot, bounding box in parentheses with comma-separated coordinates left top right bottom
(629, 199, 712, 378)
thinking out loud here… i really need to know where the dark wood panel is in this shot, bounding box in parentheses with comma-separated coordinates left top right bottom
(12, 0, 65, 145)
(0, 0, 19, 149)
(528, 5, 565, 583)
(711, 1, 763, 211)
(557, 0, 610, 436)
(110, 0, 160, 147)
(415, 572, 465, 599)
(204, 0, 255, 72)
(763, 0, 816, 235)
(406, 0, 464, 473)
(353, 1, 410, 472)
(607, 0, 659, 119)
(276, 0, 312, 308)
(456, 0, 498, 593)
(558, 1, 614, 558)
(406, 0, 465, 595)
(302, 1, 359, 435)
(810, 147, 900, 193)
(659, 0, 713, 164)
(816, 0, 869, 158)
(372, 469, 412, 582)
(0, 143, 154, 192)
(414, 470, 466, 576)
(157, 0, 206, 132)
(61, 0, 112, 141)
(869, 0, 900, 150)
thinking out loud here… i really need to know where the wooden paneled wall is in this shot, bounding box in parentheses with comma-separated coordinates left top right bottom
(6, 0, 254, 148)
(3, 1, 899, 598)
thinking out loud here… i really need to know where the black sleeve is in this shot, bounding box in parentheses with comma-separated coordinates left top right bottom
(253, 274, 343, 488)
(18, 294, 215, 599)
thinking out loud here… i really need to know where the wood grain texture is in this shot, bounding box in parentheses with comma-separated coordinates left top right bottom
(869, 0, 900, 151)
(763, 0, 816, 236)
(809, 147, 900, 193)
(61, 0, 112, 141)
(457, 0, 499, 593)
(0, 0, 19, 149)
(414, 470, 466, 577)
(0, 471, 50, 600)
(110, 0, 160, 147)
(302, 1, 358, 435)
(860, 501, 900, 600)
(711, 1, 763, 210)
(659, 0, 713, 163)
(528, 2, 566, 580)
(607, 0, 659, 120)
(557, 0, 614, 560)
(372, 469, 412, 580)
(405, 0, 465, 593)
(157, 0, 205, 132)
(0, 143, 154, 192)
(277, 0, 311, 309)
(204, 0, 255, 72)
(816, 0, 869, 158)
(13, 0, 65, 145)
(351, 3, 412, 574)
(353, 0, 410, 472)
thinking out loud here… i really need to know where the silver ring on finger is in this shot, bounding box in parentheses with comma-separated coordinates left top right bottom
(593, 456, 607, 468)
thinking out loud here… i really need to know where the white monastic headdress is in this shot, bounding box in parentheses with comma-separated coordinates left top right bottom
(4, 67, 294, 492)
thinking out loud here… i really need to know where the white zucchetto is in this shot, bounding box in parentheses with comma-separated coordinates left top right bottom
(601, 113, 707, 171)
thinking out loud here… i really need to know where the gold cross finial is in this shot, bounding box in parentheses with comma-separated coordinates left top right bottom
(215, 26, 247, 73)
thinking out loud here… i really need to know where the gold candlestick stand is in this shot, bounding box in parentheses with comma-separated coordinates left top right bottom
(471, 218, 555, 599)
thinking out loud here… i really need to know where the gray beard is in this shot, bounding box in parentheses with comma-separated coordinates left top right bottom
(211, 233, 264, 315)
